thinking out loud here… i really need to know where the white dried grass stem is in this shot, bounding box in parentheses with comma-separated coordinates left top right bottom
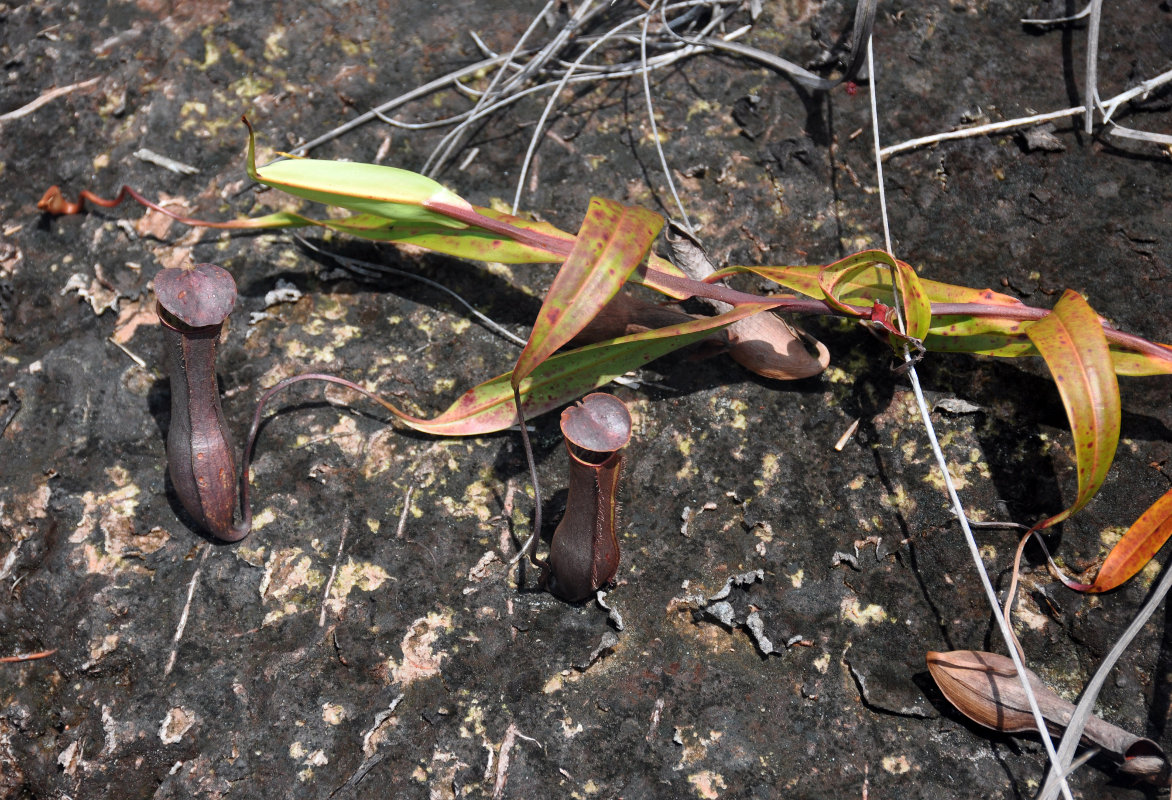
(879, 106, 1085, 157)
(865, 37, 1073, 800)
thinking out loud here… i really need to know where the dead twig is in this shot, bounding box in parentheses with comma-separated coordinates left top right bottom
(319, 514, 350, 627)
(0, 77, 100, 123)
(164, 545, 210, 676)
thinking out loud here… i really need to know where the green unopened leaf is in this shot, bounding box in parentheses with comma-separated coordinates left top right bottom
(245, 119, 472, 228)
(1025, 290, 1121, 530)
(815, 251, 892, 317)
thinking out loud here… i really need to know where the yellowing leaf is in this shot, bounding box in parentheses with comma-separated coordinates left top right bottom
(1025, 290, 1121, 530)
(892, 258, 931, 341)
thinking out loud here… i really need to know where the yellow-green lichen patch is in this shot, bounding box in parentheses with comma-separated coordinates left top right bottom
(709, 394, 748, 431)
(330, 324, 361, 348)
(921, 459, 975, 493)
(759, 452, 779, 485)
(880, 483, 915, 516)
(181, 100, 207, 120)
(252, 507, 277, 530)
(387, 611, 453, 685)
(437, 476, 497, 526)
(674, 431, 698, 480)
(1138, 553, 1163, 590)
(264, 27, 289, 61)
(231, 73, 273, 100)
(70, 466, 156, 575)
(687, 770, 727, 799)
(459, 704, 486, 739)
(1099, 525, 1126, 551)
(234, 544, 267, 568)
(840, 597, 887, 626)
(321, 703, 347, 725)
(686, 98, 717, 120)
(195, 30, 220, 69)
(259, 547, 325, 625)
(323, 558, 391, 619)
(282, 339, 310, 360)
(822, 365, 853, 384)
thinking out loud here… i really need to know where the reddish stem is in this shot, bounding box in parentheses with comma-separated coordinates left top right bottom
(0, 649, 56, 663)
(38, 185, 259, 229)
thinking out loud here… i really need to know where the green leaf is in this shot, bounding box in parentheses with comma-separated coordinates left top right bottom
(723, 259, 1024, 310)
(725, 261, 1172, 373)
(922, 315, 1035, 356)
(1025, 290, 1122, 530)
(512, 198, 664, 390)
(403, 301, 776, 435)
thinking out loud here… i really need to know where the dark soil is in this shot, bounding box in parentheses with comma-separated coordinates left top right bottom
(1, 1, 1171, 798)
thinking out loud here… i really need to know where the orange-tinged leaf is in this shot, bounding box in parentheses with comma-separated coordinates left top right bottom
(1081, 488, 1172, 592)
(1025, 290, 1121, 530)
(512, 198, 663, 390)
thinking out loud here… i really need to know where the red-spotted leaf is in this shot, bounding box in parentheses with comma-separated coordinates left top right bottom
(892, 258, 931, 341)
(722, 260, 1023, 311)
(1078, 487, 1172, 592)
(1110, 345, 1172, 377)
(1025, 290, 1121, 531)
(511, 198, 664, 390)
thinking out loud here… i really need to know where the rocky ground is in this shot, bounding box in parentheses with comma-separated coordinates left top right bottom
(1, 1, 1171, 798)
